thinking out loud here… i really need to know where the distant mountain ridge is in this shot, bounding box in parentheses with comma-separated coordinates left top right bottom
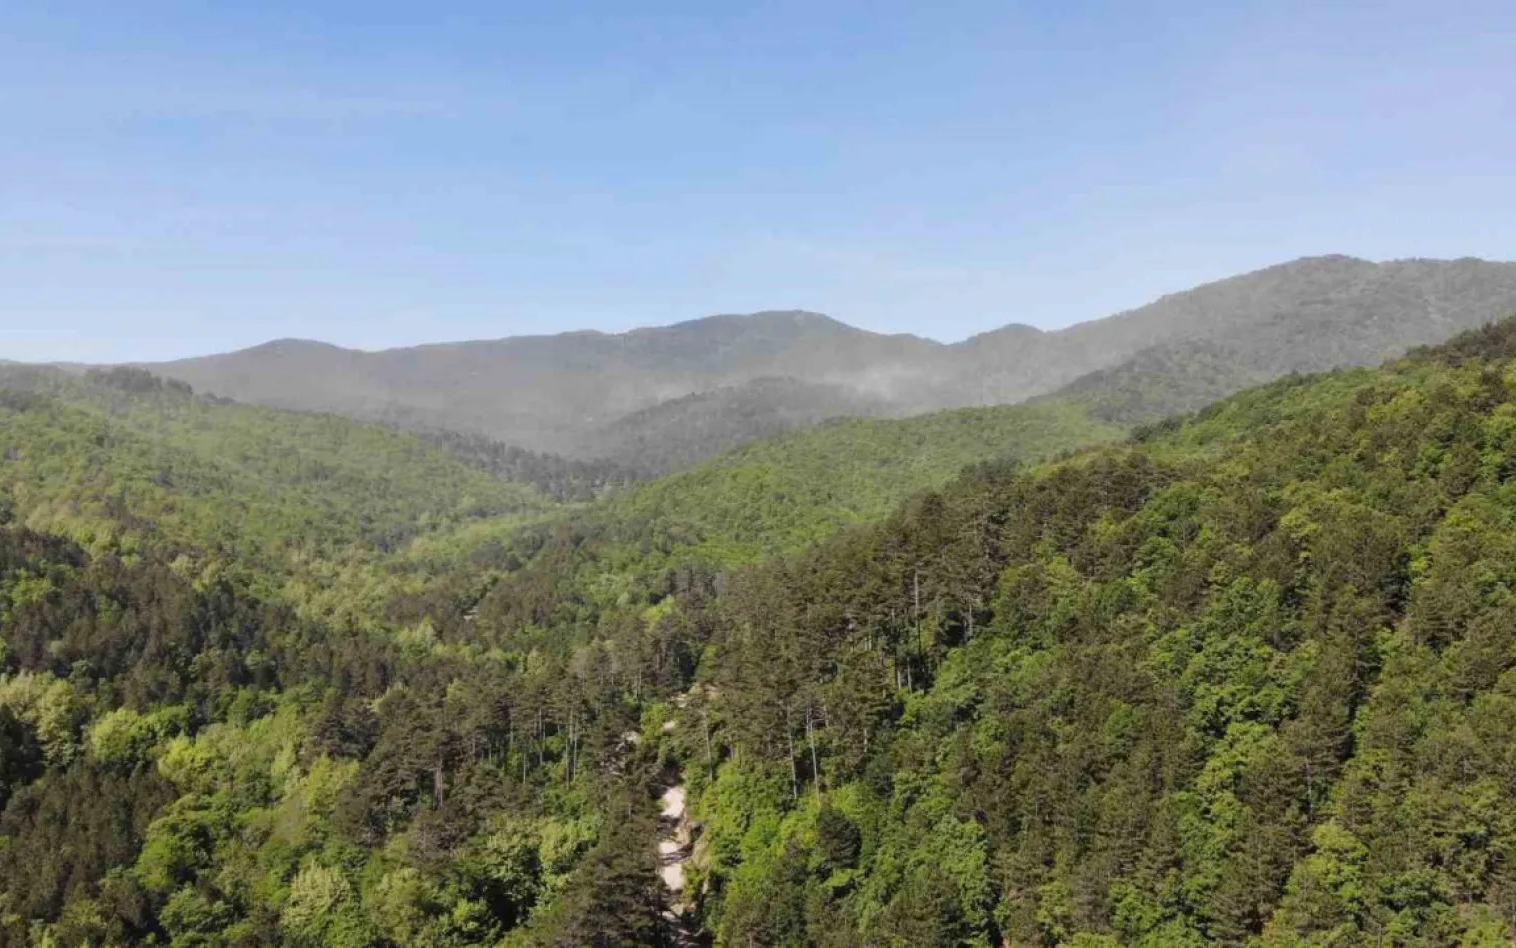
(148, 310, 936, 457)
(1042, 256, 1516, 424)
(130, 255, 1516, 467)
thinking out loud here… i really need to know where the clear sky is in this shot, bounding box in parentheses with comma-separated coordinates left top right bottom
(2, 1, 1514, 362)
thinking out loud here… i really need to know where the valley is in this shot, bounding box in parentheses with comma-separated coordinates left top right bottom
(4, 262, 1516, 944)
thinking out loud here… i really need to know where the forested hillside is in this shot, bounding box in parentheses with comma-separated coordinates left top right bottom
(414, 429, 637, 502)
(0, 369, 687, 946)
(1040, 340, 1276, 425)
(0, 366, 552, 619)
(1041, 257, 1516, 428)
(10, 320, 1516, 945)
(680, 320, 1516, 945)
(587, 377, 895, 480)
(594, 400, 1120, 564)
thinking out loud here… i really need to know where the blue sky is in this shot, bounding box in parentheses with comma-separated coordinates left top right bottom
(2, 1, 1514, 362)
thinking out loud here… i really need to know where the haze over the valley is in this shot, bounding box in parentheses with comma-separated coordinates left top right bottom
(124, 255, 1516, 469)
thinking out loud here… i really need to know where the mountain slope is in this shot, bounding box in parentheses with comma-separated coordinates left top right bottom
(0, 365, 551, 613)
(593, 398, 1122, 564)
(587, 376, 897, 479)
(139, 257, 1516, 471)
(413, 428, 638, 501)
(1037, 339, 1277, 424)
(681, 318, 1516, 945)
(1044, 257, 1516, 424)
(417, 399, 1122, 644)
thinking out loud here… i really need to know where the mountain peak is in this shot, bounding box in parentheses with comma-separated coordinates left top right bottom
(242, 338, 352, 356)
(660, 309, 852, 334)
(957, 322, 1046, 347)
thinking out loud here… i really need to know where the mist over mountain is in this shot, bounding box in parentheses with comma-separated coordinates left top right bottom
(138, 255, 1516, 471)
(146, 311, 934, 457)
(589, 376, 897, 479)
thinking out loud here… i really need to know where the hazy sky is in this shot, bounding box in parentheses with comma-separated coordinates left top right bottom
(3, 1, 1514, 362)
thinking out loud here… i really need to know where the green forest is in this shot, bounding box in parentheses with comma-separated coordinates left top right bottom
(6, 320, 1516, 946)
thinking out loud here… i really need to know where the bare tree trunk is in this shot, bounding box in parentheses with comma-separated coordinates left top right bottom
(1305, 761, 1314, 817)
(702, 708, 715, 780)
(805, 701, 821, 795)
(785, 705, 799, 801)
(914, 567, 923, 666)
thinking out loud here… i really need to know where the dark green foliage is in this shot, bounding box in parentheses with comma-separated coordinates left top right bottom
(419, 428, 637, 501)
(0, 374, 639, 944)
(814, 805, 861, 874)
(533, 815, 667, 946)
(0, 705, 42, 811)
(589, 376, 894, 479)
(0, 763, 177, 930)
(86, 366, 195, 398)
(689, 321, 1516, 945)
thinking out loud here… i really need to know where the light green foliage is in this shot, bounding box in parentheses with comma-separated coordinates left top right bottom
(537, 811, 602, 894)
(89, 705, 189, 768)
(474, 818, 547, 916)
(0, 672, 86, 768)
(0, 368, 550, 619)
(282, 862, 371, 946)
(600, 400, 1121, 565)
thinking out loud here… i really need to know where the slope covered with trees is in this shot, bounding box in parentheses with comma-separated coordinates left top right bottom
(1039, 339, 1276, 425)
(0, 511, 682, 946)
(594, 400, 1120, 564)
(678, 320, 1516, 945)
(0, 369, 668, 946)
(1042, 257, 1516, 429)
(415, 428, 637, 502)
(587, 376, 895, 480)
(0, 366, 553, 619)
